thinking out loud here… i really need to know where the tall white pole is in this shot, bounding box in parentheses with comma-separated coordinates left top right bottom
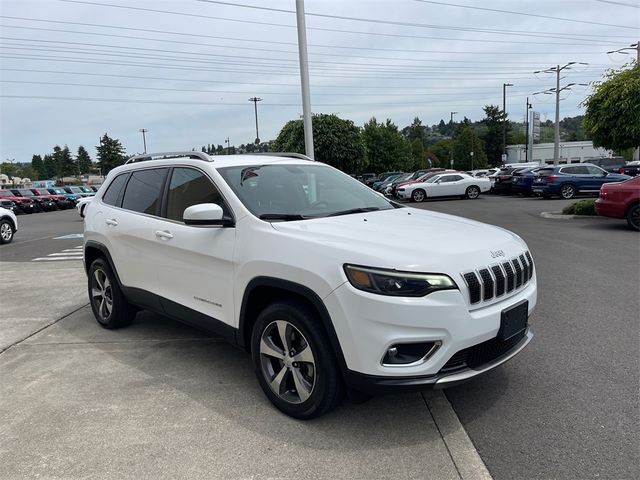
(553, 65, 560, 165)
(295, 0, 314, 160)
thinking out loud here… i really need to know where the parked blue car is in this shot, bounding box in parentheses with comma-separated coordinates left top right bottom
(532, 163, 630, 199)
(511, 167, 542, 196)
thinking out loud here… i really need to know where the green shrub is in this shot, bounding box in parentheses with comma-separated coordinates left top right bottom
(563, 199, 596, 216)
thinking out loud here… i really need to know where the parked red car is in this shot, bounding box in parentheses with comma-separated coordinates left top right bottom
(595, 176, 640, 231)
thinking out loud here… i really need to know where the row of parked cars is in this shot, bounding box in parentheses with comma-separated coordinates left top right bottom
(0, 186, 97, 215)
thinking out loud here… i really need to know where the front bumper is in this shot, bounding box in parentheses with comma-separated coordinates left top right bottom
(344, 328, 533, 393)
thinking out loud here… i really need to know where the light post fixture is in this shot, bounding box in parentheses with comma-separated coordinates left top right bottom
(470, 151, 474, 171)
(607, 41, 640, 63)
(502, 83, 513, 156)
(524, 98, 533, 162)
(225, 137, 230, 155)
(533, 62, 588, 164)
(449, 111, 457, 168)
(138, 128, 148, 154)
(248, 97, 262, 145)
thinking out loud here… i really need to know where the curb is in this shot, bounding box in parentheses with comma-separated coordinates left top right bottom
(540, 212, 607, 220)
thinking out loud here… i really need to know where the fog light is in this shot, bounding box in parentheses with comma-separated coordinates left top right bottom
(382, 341, 441, 366)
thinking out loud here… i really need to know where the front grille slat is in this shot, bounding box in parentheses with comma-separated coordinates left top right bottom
(491, 265, 506, 296)
(512, 258, 523, 288)
(463, 251, 532, 305)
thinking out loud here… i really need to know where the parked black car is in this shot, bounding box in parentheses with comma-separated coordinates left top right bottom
(585, 157, 626, 173)
(619, 161, 640, 177)
(32, 196, 58, 212)
(492, 167, 527, 194)
(0, 200, 21, 215)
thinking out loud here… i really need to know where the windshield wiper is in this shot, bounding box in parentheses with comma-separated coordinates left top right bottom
(259, 213, 308, 221)
(325, 207, 382, 217)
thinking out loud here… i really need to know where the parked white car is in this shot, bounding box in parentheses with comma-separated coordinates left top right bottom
(76, 196, 92, 218)
(397, 172, 491, 202)
(0, 206, 18, 244)
(83, 152, 536, 419)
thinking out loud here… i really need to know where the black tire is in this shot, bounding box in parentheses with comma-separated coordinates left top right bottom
(626, 203, 640, 231)
(80, 205, 86, 218)
(251, 300, 344, 419)
(560, 183, 576, 199)
(0, 218, 15, 244)
(411, 189, 426, 203)
(88, 258, 136, 329)
(465, 185, 481, 199)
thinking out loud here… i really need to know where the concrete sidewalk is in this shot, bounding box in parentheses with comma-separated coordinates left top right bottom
(0, 265, 491, 479)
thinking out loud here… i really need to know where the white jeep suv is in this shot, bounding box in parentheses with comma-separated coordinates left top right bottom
(83, 151, 536, 419)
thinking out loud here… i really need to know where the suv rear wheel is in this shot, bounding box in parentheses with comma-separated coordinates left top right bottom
(251, 300, 344, 419)
(560, 183, 576, 199)
(88, 258, 136, 329)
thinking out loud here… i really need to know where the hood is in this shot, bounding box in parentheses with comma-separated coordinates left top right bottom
(270, 208, 527, 272)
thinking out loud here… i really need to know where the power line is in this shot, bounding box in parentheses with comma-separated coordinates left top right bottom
(54, 0, 627, 43)
(1, 13, 620, 48)
(0, 36, 604, 68)
(594, 0, 640, 7)
(412, 0, 638, 29)
(0, 27, 604, 63)
(192, 0, 634, 35)
(0, 68, 561, 92)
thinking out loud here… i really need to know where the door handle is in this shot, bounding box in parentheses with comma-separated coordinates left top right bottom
(105, 218, 118, 226)
(155, 230, 173, 240)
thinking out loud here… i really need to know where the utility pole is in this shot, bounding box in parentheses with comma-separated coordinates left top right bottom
(248, 97, 262, 145)
(524, 97, 532, 162)
(449, 111, 457, 168)
(225, 137, 230, 155)
(534, 62, 588, 164)
(502, 83, 513, 158)
(295, 0, 314, 159)
(138, 128, 148, 154)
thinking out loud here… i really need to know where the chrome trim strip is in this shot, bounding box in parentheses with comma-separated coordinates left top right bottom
(434, 330, 533, 387)
(381, 341, 442, 368)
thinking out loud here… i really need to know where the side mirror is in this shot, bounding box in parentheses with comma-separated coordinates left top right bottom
(183, 203, 233, 227)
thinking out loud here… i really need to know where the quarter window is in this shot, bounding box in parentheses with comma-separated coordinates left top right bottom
(121, 168, 167, 215)
(102, 173, 129, 206)
(165, 167, 228, 222)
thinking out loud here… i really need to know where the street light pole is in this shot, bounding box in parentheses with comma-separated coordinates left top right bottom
(524, 97, 532, 163)
(449, 111, 457, 168)
(225, 137, 230, 155)
(502, 83, 513, 157)
(295, 0, 314, 159)
(138, 128, 148, 154)
(248, 97, 262, 144)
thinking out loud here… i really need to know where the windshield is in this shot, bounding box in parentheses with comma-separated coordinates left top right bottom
(218, 164, 396, 220)
(52, 188, 66, 194)
(70, 187, 83, 193)
(80, 187, 93, 193)
(425, 175, 441, 183)
(18, 190, 34, 197)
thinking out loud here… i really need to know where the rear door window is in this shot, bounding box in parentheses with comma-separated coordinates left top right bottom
(121, 168, 168, 215)
(102, 173, 129, 207)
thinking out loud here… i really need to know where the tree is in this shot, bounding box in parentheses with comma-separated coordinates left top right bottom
(52, 145, 75, 177)
(96, 133, 127, 175)
(272, 114, 366, 173)
(76, 146, 92, 175)
(31, 154, 44, 179)
(362, 117, 411, 173)
(452, 118, 487, 170)
(42, 154, 57, 179)
(481, 105, 508, 167)
(428, 139, 452, 167)
(583, 63, 640, 160)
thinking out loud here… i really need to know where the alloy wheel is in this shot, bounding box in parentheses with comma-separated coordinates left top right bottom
(560, 184, 575, 199)
(628, 205, 640, 230)
(412, 190, 425, 202)
(467, 187, 480, 199)
(91, 268, 113, 321)
(259, 320, 316, 404)
(0, 222, 12, 241)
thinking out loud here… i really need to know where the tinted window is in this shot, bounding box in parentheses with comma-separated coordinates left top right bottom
(121, 169, 167, 215)
(102, 173, 129, 206)
(166, 168, 227, 222)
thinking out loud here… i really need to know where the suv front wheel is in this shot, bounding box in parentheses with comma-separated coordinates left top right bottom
(88, 258, 136, 329)
(251, 300, 344, 419)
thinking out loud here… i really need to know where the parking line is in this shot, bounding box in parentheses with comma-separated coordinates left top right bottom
(32, 257, 83, 261)
(47, 252, 84, 257)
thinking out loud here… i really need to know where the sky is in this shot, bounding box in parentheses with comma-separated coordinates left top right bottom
(0, 0, 638, 162)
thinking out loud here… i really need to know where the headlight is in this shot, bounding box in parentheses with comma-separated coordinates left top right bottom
(344, 264, 458, 297)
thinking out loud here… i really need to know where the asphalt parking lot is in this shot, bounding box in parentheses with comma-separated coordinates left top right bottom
(1, 198, 638, 479)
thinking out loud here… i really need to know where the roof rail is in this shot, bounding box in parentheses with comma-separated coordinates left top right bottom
(126, 151, 211, 164)
(253, 152, 314, 161)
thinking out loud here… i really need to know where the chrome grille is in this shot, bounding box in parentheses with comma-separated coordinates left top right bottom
(462, 251, 534, 305)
